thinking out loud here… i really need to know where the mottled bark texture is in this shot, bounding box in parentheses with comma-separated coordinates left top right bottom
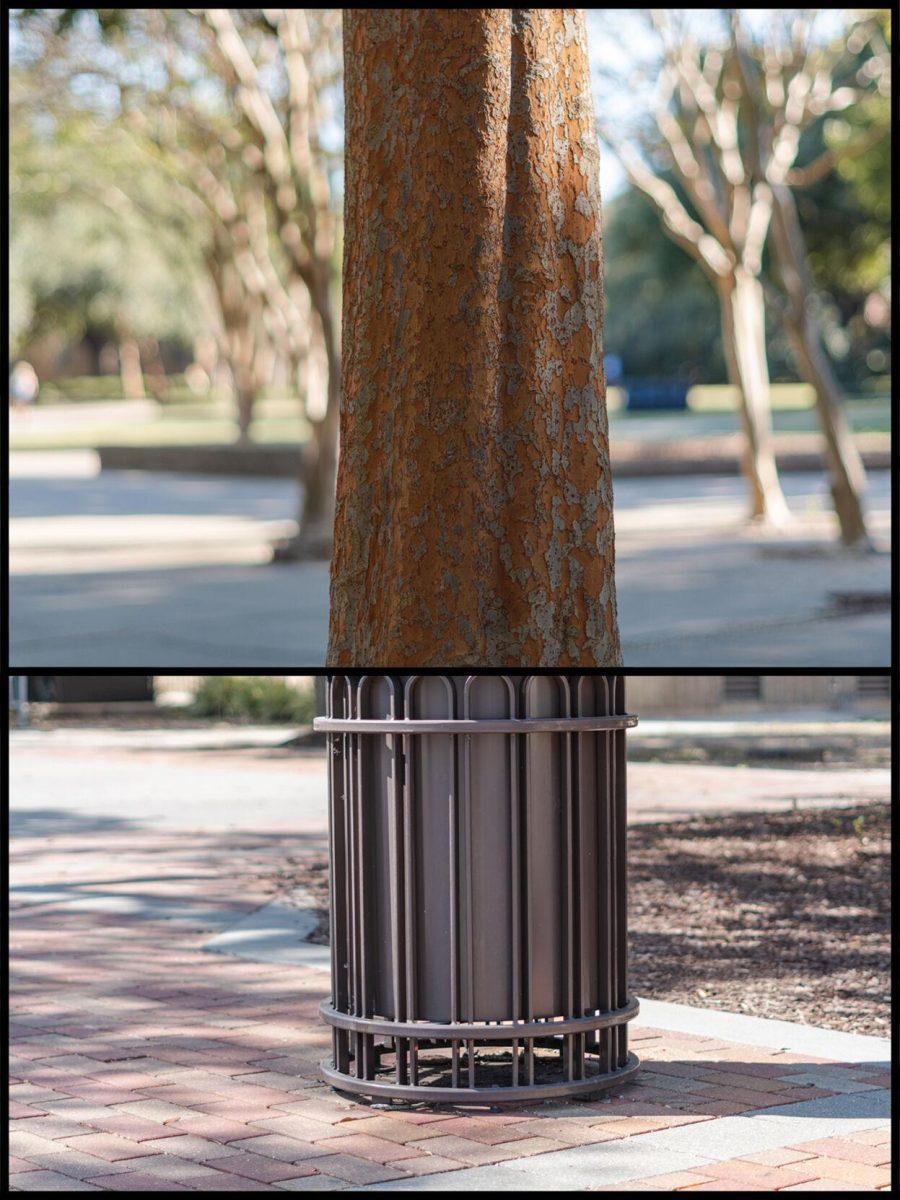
(329, 9, 620, 667)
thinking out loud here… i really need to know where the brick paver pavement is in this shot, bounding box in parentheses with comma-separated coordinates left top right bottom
(10, 817, 890, 1191)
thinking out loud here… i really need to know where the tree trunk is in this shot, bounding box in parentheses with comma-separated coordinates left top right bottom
(717, 269, 791, 526)
(235, 380, 256, 442)
(329, 9, 621, 666)
(768, 184, 870, 548)
(275, 276, 340, 560)
(289, 410, 339, 558)
(229, 316, 262, 443)
(117, 332, 145, 400)
(139, 336, 170, 405)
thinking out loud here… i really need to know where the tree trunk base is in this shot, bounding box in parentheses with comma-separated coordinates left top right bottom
(834, 533, 878, 555)
(271, 526, 333, 563)
(743, 508, 793, 533)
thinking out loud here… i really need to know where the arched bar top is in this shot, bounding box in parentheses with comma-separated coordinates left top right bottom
(313, 714, 638, 735)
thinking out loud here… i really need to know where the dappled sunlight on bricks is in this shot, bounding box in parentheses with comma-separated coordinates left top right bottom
(9, 820, 890, 1192)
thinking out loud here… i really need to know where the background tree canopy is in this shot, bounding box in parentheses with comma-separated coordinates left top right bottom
(9, 7, 891, 394)
(600, 8, 891, 390)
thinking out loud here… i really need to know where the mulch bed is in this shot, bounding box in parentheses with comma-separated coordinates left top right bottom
(278, 802, 890, 1038)
(628, 803, 890, 1037)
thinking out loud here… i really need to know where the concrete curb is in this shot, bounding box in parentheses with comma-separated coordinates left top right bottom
(95, 435, 892, 480)
(635, 998, 890, 1065)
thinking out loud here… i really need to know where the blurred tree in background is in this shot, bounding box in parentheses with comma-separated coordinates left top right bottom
(10, 7, 343, 554)
(594, 7, 890, 544)
(793, 11, 891, 386)
(8, 8, 890, 554)
(601, 13, 891, 397)
(603, 187, 726, 382)
(9, 103, 205, 400)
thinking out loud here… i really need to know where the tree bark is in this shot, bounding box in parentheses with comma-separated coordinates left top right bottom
(138, 336, 170, 405)
(234, 379, 256, 442)
(716, 269, 791, 526)
(117, 331, 145, 401)
(768, 183, 870, 547)
(230, 317, 258, 442)
(276, 273, 340, 560)
(292, 409, 339, 557)
(329, 9, 621, 666)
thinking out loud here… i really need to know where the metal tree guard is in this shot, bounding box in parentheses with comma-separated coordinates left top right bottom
(313, 673, 639, 1103)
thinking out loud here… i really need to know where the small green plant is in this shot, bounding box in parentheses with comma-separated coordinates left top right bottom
(192, 676, 315, 724)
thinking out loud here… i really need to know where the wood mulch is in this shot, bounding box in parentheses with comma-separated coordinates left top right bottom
(628, 803, 890, 1036)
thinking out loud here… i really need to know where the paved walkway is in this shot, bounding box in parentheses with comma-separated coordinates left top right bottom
(10, 821, 890, 1192)
(9, 453, 891, 667)
(9, 725, 890, 835)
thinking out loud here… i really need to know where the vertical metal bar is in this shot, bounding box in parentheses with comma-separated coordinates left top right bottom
(410, 1038, 419, 1088)
(355, 678, 375, 1079)
(449, 733, 459, 1029)
(510, 675, 522, 1091)
(326, 678, 339, 1075)
(343, 680, 360, 1074)
(463, 729, 475, 1026)
(402, 676, 419, 1089)
(562, 677, 575, 1082)
(386, 677, 406, 1087)
(328, 677, 350, 1076)
(449, 715, 460, 1090)
(403, 727, 416, 1026)
(607, 674, 619, 1074)
(599, 675, 614, 1075)
(462, 682, 478, 1092)
(521, 678, 534, 1087)
(615, 676, 629, 1069)
(571, 676, 584, 1081)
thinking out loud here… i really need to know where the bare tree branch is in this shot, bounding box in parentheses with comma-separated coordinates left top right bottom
(598, 123, 732, 279)
(786, 124, 886, 187)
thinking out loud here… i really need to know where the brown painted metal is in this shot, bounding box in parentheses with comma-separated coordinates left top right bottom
(314, 674, 639, 1104)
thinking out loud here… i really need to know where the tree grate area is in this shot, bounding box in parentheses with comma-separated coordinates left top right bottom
(279, 802, 889, 1038)
(360, 1041, 612, 1092)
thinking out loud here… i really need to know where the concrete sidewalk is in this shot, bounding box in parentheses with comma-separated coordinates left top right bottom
(9, 454, 892, 667)
(9, 725, 890, 835)
(10, 808, 890, 1192)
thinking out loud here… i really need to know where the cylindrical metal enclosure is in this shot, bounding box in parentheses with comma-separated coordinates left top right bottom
(314, 674, 639, 1103)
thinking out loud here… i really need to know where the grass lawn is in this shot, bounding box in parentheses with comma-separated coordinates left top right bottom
(9, 383, 890, 451)
(9, 396, 310, 451)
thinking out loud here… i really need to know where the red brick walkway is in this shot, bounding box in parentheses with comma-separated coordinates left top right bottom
(10, 825, 891, 1191)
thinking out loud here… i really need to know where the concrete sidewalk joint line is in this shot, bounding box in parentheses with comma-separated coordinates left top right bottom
(203, 889, 330, 970)
(362, 1089, 891, 1191)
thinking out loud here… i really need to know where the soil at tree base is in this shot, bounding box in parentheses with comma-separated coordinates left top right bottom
(627, 803, 889, 1037)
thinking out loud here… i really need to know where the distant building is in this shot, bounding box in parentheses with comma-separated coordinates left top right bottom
(26, 676, 154, 703)
(626, 675, 890, 715)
